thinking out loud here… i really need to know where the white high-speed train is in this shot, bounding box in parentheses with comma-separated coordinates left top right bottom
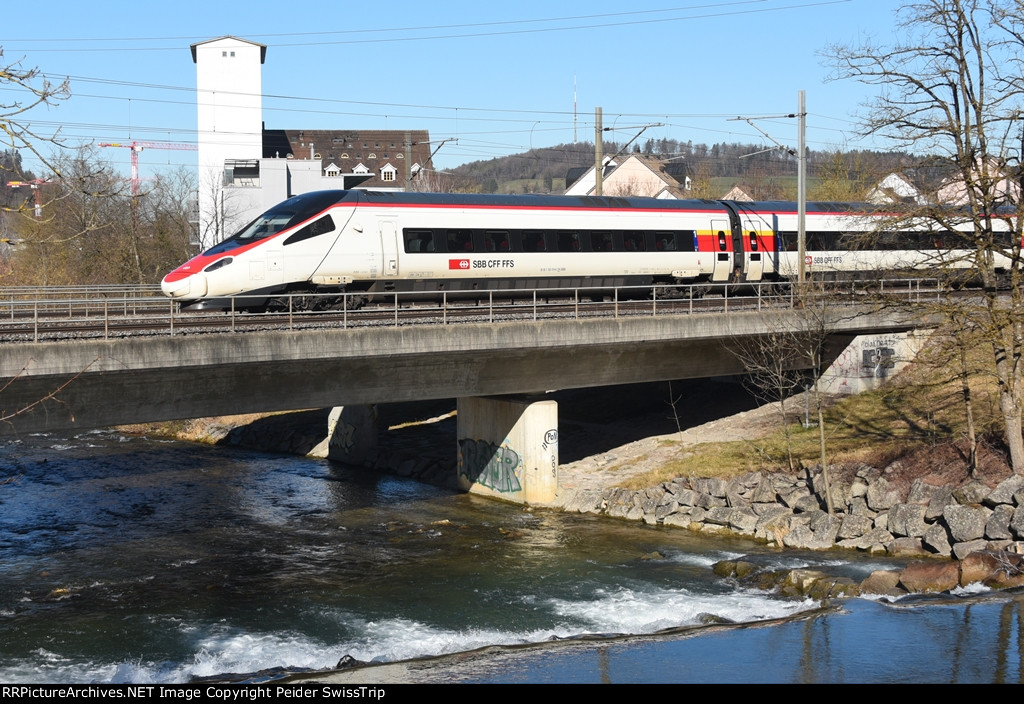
(160, 189, 999, 310)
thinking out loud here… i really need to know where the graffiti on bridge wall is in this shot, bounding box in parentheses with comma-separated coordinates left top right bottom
(458, 438, 523, 493)
(862, 346, 895, 378)
(830, 340, 898, 379)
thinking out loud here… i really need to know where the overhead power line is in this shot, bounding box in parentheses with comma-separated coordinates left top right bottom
(2, 1, 851, 50)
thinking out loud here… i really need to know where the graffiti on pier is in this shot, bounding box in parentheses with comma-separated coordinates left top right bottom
(458, 439, 522, 493)
(862, 346, 895, 378)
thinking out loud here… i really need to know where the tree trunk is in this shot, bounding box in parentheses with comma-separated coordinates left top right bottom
(813, 376, 835, 515)
(990, 317, 1024, 474)
(957, 338, 978, 476)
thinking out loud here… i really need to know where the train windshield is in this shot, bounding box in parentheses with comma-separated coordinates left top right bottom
(204, 191, 347, 255)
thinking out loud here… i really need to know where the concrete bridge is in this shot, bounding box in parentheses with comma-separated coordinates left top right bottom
(0, 304, 926, 503)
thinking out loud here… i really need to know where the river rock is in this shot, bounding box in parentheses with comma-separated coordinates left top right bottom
(867, 477, 902, 511)
(985, 475, 1024, 507)
(781, 568, 833, 596)
(778, 486, 812, 509)
(860, 570, 904, 596)
(806, 576, 861, 599)
(662, 513, 694, 529)
(837, 527, 894, 553)
(748, 479, 777, 504)
(925, 486, 955, 521)
(848, 496, 877, 518)
(889, 537, 928, 557)
(907, 479, 943, 505)
(899, 561, 960, 592)
(793, 494, 825, 513)
(985, 504, 1015, 540)
(695, 492, 728, 509)
(669, 488, 698, 506)
(692, 477, 728, 497)
(837, 514, 875, 540)
(952, 539, 990, 560)
(944, 504, 993, 542)
(754, 507, 792, 543)
(923, 522, 953, 557)
(655, 500, 680, 521)
(888, 503, 930, 538)
(1009, 505, 1024, 539)
(953, 480, 991, 505)
(959, 550, 1024, 586)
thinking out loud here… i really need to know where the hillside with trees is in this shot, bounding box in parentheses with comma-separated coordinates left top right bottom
(448, 139, 918, 200)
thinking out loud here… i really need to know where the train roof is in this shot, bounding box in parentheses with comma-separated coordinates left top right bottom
(297, 189, 886, 215)
(341, 190, 730, 212)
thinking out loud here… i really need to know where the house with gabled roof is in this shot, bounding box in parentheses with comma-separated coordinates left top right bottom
(935, 157, 1020, 206)
(865, 172, 925, 205)
(564, 154, 691, 198)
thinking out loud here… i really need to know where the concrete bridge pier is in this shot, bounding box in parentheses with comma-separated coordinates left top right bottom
(309, 405, 379, 464)
(457, 396, 559, 504)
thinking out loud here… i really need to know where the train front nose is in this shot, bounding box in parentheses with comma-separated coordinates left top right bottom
(161, 271, 208, 299)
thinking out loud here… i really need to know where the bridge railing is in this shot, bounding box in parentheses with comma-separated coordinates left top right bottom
(0, 285, 166, 319)
(0, 278, 941, 342)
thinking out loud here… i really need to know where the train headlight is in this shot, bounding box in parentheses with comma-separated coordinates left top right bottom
(161, 273, 207, 298)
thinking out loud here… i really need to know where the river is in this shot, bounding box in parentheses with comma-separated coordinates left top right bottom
(1, 429, 1022, 684)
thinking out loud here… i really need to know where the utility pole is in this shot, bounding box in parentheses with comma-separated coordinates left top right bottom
(594, 107, 603, 196)
(797, 90, 807, 285)
(728, 90, 807, 283)
(404, 131, 412, 190)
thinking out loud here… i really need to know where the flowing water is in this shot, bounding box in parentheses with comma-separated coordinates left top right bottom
(1, 429, 1022, 683)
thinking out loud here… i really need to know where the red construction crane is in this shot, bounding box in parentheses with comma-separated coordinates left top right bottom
(99, 141, 198, 196)
(5, 178, 52, 219)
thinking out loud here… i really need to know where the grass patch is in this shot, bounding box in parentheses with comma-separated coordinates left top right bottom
(615, 330, 1014, 489)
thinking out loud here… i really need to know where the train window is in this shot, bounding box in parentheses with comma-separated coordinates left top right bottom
(403, 229, 435, 253)
(717, 231, 728, 252)
(839, 231, 871, 250)
(203, 257, 233, 272)
(591, 232, 614, 252)
(749, 231, 758, 251)
(522, 231, 546, 252)
(557, 232, 581, 252)
(484, 230, 510, 252)
(655, 232, 677, 251)
(283, 215, 336, 246)
(446, 230, 474, 252)
(623, 231, 646, 252)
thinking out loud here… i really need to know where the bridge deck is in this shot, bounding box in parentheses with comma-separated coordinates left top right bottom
(0, 306, 924, 436)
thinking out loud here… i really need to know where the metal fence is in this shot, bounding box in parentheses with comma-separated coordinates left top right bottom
(0, 279, 940, 343)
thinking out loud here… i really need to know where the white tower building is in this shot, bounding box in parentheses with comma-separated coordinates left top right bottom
(191, 36, 266, 247)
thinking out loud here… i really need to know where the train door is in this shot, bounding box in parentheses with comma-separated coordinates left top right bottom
(742, 218, 764, 282)
(265, 242, 283, 282)
(379, 220, 400, 277)
(249, 242, 284, 291)
(710, 218, 733, 282)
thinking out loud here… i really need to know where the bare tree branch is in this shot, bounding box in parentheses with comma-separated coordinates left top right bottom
(824, 0, 1024, 472)
(0, 49, 70, 193)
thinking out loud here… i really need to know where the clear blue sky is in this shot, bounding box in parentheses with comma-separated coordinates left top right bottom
(1, 0, 902, 180)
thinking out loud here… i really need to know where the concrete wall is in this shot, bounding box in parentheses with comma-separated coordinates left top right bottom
(457, 396, 558, 504)
(822, 330, 932, 395)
